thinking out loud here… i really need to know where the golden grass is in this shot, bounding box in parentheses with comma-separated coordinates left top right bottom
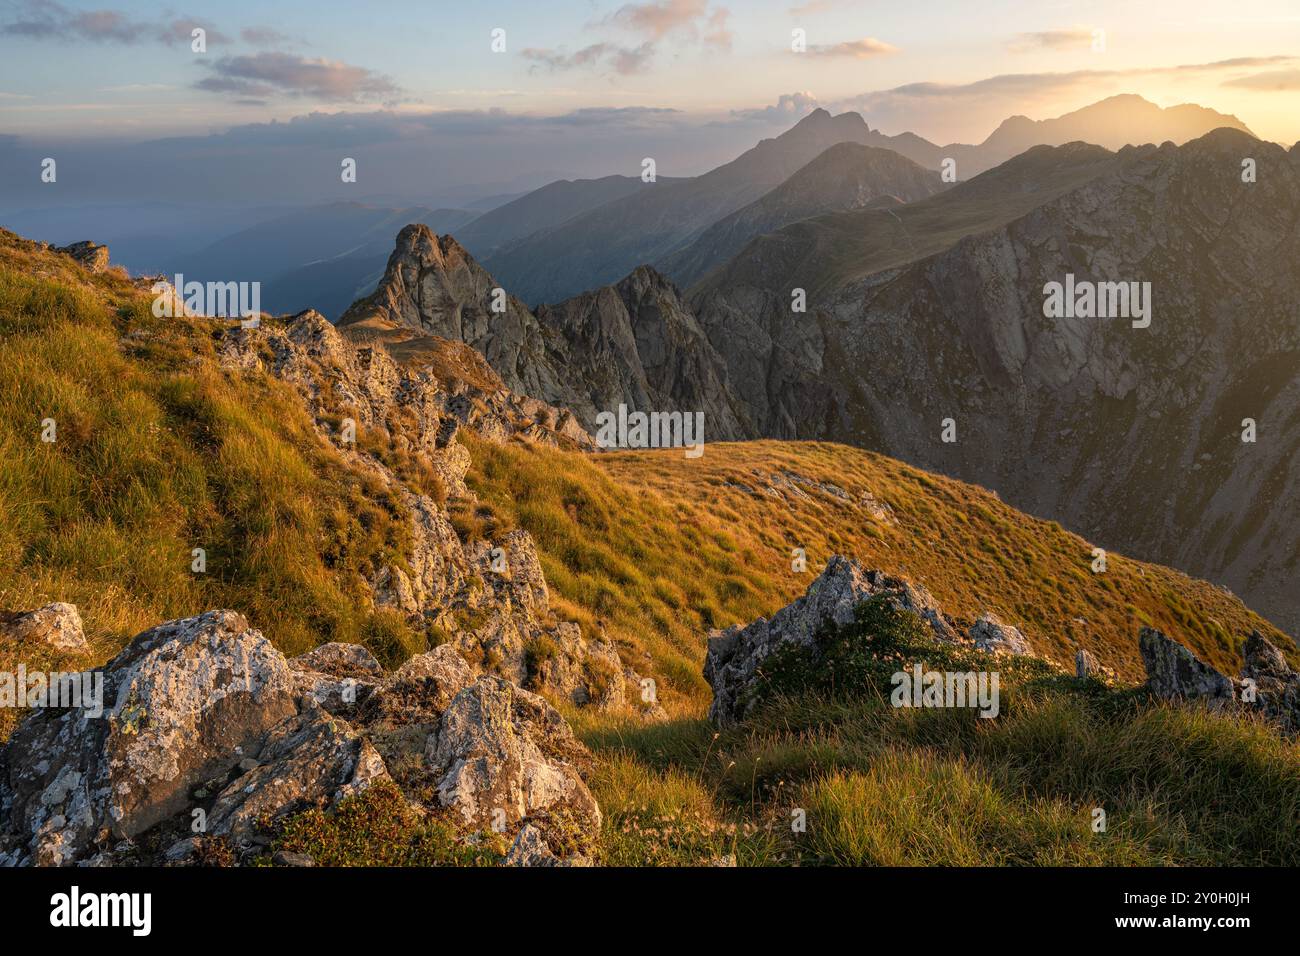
(463, 434, 1292, 718)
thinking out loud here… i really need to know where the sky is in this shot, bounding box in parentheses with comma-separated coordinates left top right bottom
(1, 0, 1299, 205)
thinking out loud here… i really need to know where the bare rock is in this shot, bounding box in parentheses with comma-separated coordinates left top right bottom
(291, 643, 383, 678)
(359, 644, 476, 727)
(458, 529, 625, 707)
(503, 822, 591, 867)
(204, 698, 388, 843)
(1240, 631, 1300, 734)
(704, 556, 960, 726)
(1138, 627, 1236, 703)
(1, 602, 86, 652)
(0, 610, 298, 865)
(970, 615, 1031, 656)
(428, 676, 600, 853)
(289, 642, 385, 715)
(55, 241, 110, 273)
(273, 850, 317, 867)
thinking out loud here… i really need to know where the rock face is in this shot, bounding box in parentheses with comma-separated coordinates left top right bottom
(1139, 627, 1300, 734)
(0, 602, 86, 652)
(704, 556, 966, 726)
(429, 676, 600, 835)
(1138, 627, 1237, 703)
(534, 266, 746, 438)
(337, 224, 747, 439)
(0, 612, 602, 866)
(690, 129, 1300, 636)
(1076, 648, 1098, 678)
(217, 311, 626, 710)
(1240, 631, 1300, 734)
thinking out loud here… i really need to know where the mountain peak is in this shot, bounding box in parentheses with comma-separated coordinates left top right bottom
(787, 108, 869, 136)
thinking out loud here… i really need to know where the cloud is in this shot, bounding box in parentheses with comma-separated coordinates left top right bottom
(807, 37, 898, 58)
(240, 27, 294, 48)
(838, 55, 1300, 109)
(194, 52, 399, 102)
(521, 41, 656, 75)
(1222, 68, 1300, 91)
(703, 8, 732, 52)
(605, 0, 709, 39)
(1008, 28, 1095, 53)
(731, 91, 820, 122)
(1, 1, 228, 44)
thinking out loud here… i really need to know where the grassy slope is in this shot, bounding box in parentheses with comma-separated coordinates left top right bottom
(2, 229, 1296, 865)
(463, 436, 1292, 705)
(0, 231, 429, 736)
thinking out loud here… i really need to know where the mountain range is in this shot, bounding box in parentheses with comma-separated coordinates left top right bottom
(324, 105, 1296, 643)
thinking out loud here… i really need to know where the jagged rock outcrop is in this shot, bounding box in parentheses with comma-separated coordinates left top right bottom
(0, 612, 603, 866)
(337, 227, 576, 410)
(1138, 627, 1237, 702)
(358, 644, 477, 725)
(534, 265, 746, 439)
(1241, 631, 1300, 734)
(1139, 627, 1300, 734)
(337, 224, 746, 439)
(289, 642, 385, 716)
(0, 602, 86, 652)
(54, 241, 110, 273)
(216, 311, 627, 710)
(1075, 648, 1095, 678)
(428, 676, 600, 836)
(704, 556, 966, 726)
(0, 611, 304, 865)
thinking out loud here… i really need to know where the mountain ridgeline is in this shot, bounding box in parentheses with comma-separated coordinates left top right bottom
(330, 109, 1298, 644)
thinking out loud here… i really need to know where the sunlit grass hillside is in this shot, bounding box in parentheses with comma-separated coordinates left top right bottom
(0, 231, 425, 734)
(462, 435, 1293, 713)
(1, 228, 1296, 866)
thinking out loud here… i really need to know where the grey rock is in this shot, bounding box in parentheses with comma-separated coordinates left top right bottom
(338, 225, 746, 439)
(1240, 631, 1300, 734)
(55, 241, 110, 273)
(503, 823, 593, 867)
(0, 610, 298, 866)
(970, 615, 1031, 656)
(428, 676, 600, 846)
(289, 642, 384, 716)
(204, 698, 388, 844)
(359, 644, 476, 726)
(1138, 627, 1236, 703)
(705, 555, 961, 726)
(273, 850, 316, 867)
(0, 602, 86, 652)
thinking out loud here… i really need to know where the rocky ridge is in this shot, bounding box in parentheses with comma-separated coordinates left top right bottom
(338, 224, 747, 438)
(215, 308, 633, 710)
